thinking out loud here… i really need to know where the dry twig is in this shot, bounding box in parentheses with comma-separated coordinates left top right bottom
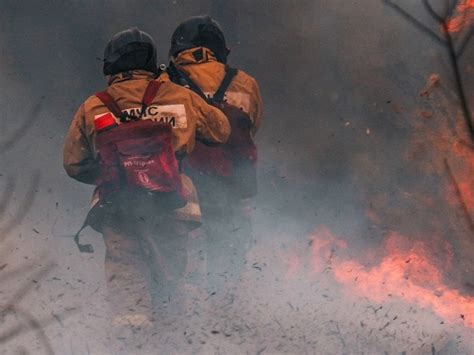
(444, 158, 474, 235)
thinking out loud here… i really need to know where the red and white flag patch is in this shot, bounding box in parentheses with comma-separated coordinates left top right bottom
(94, 112, 117, 131)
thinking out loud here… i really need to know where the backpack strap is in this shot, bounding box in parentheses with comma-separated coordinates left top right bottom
(95, 91, 126, 121)
(142, 80, 161, 107)
(167, 63, 209, 102)
(74, 223, 94, 253)
(168, 63, 238, 104)
(179, 72, 208, 102)
(166, 63, 187, 87)
(213, 66, 238, 103)
(95, 80, 162, 122)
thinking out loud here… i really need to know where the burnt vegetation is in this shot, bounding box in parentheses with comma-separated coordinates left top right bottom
(383, 0, 473, 141)
(0, 1, 473, 352)
(383, 1, 474, 299)
(383, 0, 474, 225)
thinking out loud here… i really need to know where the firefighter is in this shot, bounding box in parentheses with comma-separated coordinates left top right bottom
(167, 16, 263, 295)
(63, 27, 230, 349)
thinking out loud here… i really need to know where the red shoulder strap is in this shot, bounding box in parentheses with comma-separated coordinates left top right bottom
(95, 80, 162, 121)
(142, 80, 161, 107)
(95, 91, 123, 118)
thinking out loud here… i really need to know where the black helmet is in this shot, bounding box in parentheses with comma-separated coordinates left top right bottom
(169, 16, 230, 64)
(103, 27, 158, 75)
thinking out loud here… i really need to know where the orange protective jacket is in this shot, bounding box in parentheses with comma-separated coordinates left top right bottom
(63, 70, 230, 224)
(173, 47, 263, 135)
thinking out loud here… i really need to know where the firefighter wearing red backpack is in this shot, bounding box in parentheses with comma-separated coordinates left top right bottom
(63, 27, 230, 346)
(168, 16, 264, 295)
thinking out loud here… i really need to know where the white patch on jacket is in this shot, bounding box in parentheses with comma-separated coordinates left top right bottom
(205, 91, 251, 114)
(122, 104, 188, 128)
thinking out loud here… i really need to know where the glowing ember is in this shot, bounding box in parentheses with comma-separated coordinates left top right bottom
(447, 141, 474, 211)
(447, 178, 474, 211)
(309, 227, 474, 328)
(447, 0, 474, 33)
(410, 74, 474, 218)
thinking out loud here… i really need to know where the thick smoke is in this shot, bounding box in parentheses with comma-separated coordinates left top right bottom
(1, 0, 473, 353)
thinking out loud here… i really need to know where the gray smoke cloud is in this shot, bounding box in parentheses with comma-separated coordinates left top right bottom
(1, 0, 473, 353)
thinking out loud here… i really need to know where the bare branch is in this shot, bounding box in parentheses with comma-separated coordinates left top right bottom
(444, 158, 474, 236)
(0, 103, 42, 154)
(0, 176, 15, 217)
(457, 138, 474, 151)
(423, 0, 445, 23)
(383, 0, 446, 44)
(4, 262, 55, 307)
(0, 262, 42, 283)
(0, 172, 41, 243)
(0, 261, 70, 354)
(0, 307, 77, 346)
(456, 27, 474, 56)
(1, 305, 54, 355)
(445, 0, 460, 18)
(383, 0, 474, 141)
(440, 21, 474, 141)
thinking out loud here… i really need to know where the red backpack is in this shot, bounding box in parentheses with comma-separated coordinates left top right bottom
(74, 80, 185, 253)
(94, 80, 185, 208)
(169, 65, 258, 198)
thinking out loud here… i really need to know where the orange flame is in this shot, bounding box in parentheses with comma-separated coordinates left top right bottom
(283, 252, 302, 279)
(309, 226, 347, 273)
(409, 74, 474, 217)
(308, 227, 474, 328)
(447, 0, 474, 33)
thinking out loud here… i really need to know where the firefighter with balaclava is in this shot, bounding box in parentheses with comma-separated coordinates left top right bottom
(63, 27, 230, 350)
(167, 16, 263, 295)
